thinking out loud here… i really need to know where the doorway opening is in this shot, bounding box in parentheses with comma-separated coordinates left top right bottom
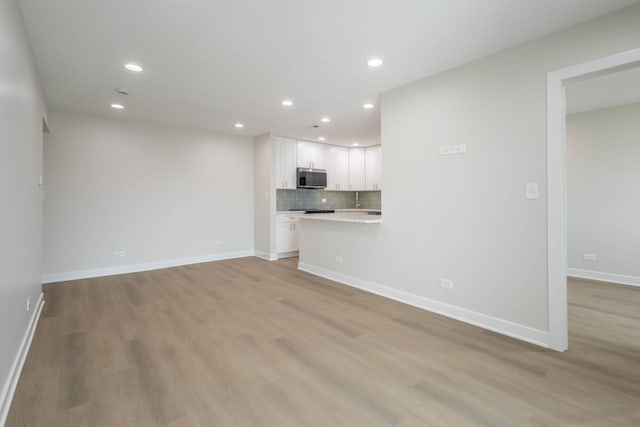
(547, 48, 640, 351)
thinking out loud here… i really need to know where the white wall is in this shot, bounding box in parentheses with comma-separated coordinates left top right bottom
(298, 4, 640, 345)
(0, 0, 47, 420)
(43, 110, 254, 279)
(253, 132, 276, 259)
(567, 103, 640, 281)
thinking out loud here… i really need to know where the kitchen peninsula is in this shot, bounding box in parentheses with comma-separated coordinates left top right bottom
(297, 211, 384, 286)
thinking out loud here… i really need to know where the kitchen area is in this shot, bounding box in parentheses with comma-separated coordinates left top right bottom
(273, 136, 382, 259)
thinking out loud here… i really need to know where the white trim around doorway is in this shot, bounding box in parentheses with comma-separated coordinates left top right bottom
(546, 48, 640, 352)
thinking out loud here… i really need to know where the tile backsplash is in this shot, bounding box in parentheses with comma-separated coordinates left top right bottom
(277, 189, 381, 211)
(358, 190, 382, 209)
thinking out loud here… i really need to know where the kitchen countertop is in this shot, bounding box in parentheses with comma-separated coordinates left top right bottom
(298, 211, 382, 224)
(276, 209, 381, 214)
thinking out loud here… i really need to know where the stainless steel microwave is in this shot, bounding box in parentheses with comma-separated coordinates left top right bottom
(297, 168, 327, 189)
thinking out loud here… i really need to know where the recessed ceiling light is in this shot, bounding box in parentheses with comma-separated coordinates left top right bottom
(352, 142, 360, 146)
(318, 137, 326, 141)
(320, 117, 331, 123)
(124, 63, 143, 72)
(367, 58, 383, 67)
(234, 123, 244, 128)
(363, 103, 375, 109)
(281, 99, 293, 107)
(110, 103, 124, 110)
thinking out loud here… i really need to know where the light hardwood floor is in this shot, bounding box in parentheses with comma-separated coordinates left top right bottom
(7, 257, 640, 426)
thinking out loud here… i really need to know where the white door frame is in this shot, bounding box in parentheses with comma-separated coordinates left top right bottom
(547, 48, 640, 352)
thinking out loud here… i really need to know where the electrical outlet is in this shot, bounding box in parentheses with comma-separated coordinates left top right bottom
(335, 256, 343, 263)
(216, 240, 224, 246)
(440, 278, 454, 290)
(583, 253, 596, 261)
(115, 251, 126, 258)
(321, 198, 327, 203)
(526, 183, 539, 200)
(26, 296, 32, 312)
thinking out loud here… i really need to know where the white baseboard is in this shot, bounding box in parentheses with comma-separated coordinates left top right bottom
(42, 250, 254, 283)
(277, 251, 299, 260)
(568, 268, 640, 288)
(253, 250, 278, 261)
(0, 293, 44, 426)
(298, 263, 550, 349)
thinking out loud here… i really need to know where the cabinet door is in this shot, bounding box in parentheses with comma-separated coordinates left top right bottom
(310, 142, 326, 169)
(297, 140, 325, 169)
(291, 219, 300, 251)
(325, 145, 349, 191)
(276, 137, 297, 189)
(296, 140, 312, 168)
(334, 146, 349, 191)
(283, 138, 297, 189)
(276, 217, 299, 253)
(325, 145, 338, 190)
(276, 221, 291, 253)
(365, 145, 382, 190)
(348, 147, 366, 191)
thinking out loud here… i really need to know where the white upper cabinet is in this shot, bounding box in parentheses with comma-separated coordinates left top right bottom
(325, 145, 349, 191)
(297, 140, 326, 169)
(365, 145, 382, 190)
(348, 147, 366, 191)
(276, 137, 297, 189)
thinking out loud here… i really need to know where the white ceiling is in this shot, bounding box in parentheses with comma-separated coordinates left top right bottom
(566, 66, 640, 114)
(18, 0, 639, 146)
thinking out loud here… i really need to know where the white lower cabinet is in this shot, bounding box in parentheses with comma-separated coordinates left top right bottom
(276, 214, 300, 255)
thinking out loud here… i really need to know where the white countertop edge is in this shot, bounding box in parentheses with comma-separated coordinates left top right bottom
(298, 214, 382, 224)
(276, 208, 381, 214)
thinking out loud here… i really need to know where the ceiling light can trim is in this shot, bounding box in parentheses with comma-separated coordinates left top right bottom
(124, 63, 143, 72)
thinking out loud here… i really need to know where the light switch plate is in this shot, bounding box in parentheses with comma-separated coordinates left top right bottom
(526, 183, 539, 200)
